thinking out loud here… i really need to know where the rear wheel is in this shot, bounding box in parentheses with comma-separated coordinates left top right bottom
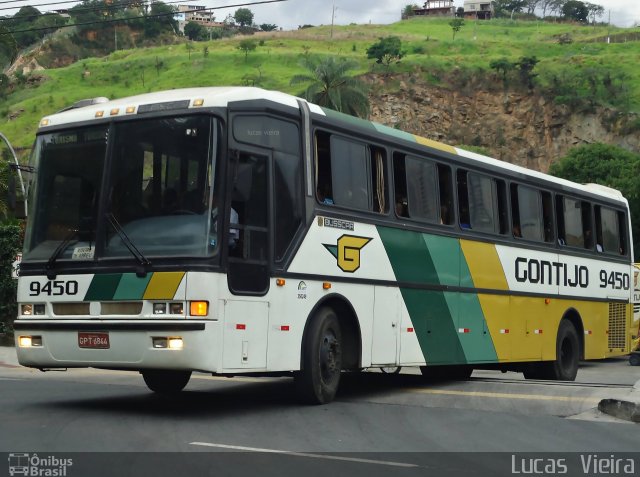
(523, 320, 579, 381)
(142, 370, 191, 394)
(630, 353, 640, 366)
(295, 307, 343, 404)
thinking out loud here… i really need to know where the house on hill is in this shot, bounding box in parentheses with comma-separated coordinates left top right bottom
(411, 1, 455, 17)
(463, 0, 494, 20)
(177, 4, 225, 33)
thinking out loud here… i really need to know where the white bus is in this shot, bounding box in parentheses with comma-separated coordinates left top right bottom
(14, 87, 635, 403)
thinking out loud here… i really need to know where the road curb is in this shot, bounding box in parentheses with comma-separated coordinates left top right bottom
(598, 379, 640, 423)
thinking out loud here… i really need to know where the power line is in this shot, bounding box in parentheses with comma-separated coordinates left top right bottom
(1, 0, 285, 35)
(0, 0, 168, 23)
(0, 0, 81, 12)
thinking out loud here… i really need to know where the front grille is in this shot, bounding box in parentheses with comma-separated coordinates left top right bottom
(101, 302, 143, 315)
(52, 303, 90, 316)
(608, 302, 627, 350)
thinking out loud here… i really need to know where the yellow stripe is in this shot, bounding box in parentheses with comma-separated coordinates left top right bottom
(143, 272, 185, 300)
(460, 240, 508, 290)
(410, 388, 600, 403)
(413, 135, 457, 155)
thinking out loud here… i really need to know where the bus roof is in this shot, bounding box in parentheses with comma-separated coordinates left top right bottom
(38, 86, 627, 205)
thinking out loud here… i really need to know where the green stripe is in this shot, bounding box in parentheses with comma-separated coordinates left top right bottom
(84, 274, 123, 301)
(372, 123, 417, 144)
(113, 273, 153, 300)
(320, 107, 378, 131)
(378, 226, 499, 365)
(378, 226, 463, 364)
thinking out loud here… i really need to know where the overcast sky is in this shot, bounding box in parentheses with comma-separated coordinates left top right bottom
(247, 0, 639, 30)
(14, 0, 640, 29)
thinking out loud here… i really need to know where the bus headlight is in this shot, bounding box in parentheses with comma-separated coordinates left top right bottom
(18, 336, 42, 347)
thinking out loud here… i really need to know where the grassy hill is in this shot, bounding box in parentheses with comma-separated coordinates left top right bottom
(2, 17, 640, 153)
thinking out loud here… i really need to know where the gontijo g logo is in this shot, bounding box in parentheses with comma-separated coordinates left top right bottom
(323, 235, 372, 273)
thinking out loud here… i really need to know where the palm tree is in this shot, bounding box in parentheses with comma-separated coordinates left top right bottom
(290, 57, 370, 119)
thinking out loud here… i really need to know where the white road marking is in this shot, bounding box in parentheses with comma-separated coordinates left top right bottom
(189, 442, 419, 468)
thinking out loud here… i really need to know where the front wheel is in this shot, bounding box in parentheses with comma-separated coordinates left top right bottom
(295, 307, 343, 404)
(142, 370, 191, 394)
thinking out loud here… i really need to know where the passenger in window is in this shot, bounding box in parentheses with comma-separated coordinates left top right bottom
(512, 224, 522, 238)
(459, 205, 471, 229)
(395, 198, 407, 217)
(440, 205, 450, 225)
(210, 196, 239, 248)
(317, 183, 334, 205)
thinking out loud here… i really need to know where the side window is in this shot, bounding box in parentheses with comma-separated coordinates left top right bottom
(557, 196, 592, 249)
(595, 206, 626, 255)
(330, 135, 369, 210)
(315, 131, 387, 213)
(393, 154, 453, 224)
(468, 172, 496, 234)
(438, 164, 454, 225)
(511, 184, 544, 242)
(457, 170, 506, 234)
(402, 155, 438, 221)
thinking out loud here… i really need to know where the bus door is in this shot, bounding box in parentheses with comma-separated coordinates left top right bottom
(222, 146, 271, 369)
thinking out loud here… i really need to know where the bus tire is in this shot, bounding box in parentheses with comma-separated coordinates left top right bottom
(142, 370, 191, 394)
(295, 307, 343, 404)
(523, 320, 579, 381)
(629, 353, 640, 366)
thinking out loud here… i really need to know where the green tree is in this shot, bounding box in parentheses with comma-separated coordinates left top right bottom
(0, 222, 22, 332)
(549, 143, 640, 254)
(516, 56, 539, 90)
(366, 36, 404, 71)
(0, 26, 18, 69)
(562, 0, 589, 22)
(490, 57, 515, 89)
(184, 21, 207, 40)
(234, 8, 254, 27)
(290, 57, 370, 118)
(448, 18, 465, 40)
(237, 39, 257, 61)
(260, 23, 278, 31)
(494, 0, 528, 17)
(585, 2, 604, 24)
(402, 4, 418, 18)
(144, 1, 178, 38)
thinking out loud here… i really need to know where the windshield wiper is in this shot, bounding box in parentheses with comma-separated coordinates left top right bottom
(46, 229, 79, 279)
(106, 213, 151, 277)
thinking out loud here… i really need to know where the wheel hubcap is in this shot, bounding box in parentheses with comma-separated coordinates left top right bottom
(320, 330, 340, 382)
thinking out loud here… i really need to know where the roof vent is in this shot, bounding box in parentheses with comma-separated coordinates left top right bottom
(57, 97, 110, 113)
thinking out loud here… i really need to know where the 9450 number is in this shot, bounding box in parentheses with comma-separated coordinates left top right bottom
(30, 280, 79, 296)
(598, 270, 630, 290)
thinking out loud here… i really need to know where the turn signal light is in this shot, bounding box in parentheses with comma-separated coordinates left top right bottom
(189, 301, 208, 317)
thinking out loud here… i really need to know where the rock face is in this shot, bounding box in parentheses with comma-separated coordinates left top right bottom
(368, 76, 640, 172)
(6, 57, 45, 76)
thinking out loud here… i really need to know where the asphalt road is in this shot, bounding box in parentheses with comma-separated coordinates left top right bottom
(1, 346, 639, 477)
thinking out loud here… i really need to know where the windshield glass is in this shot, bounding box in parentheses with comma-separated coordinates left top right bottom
(103, 115, 217, 258)
(23, 126, 108, 261)
(23, 115, 220, 264)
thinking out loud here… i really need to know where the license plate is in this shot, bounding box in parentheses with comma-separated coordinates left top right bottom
(78, 332, 110, 349)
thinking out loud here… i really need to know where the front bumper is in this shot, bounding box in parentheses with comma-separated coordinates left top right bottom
(13, 319, 220, 372)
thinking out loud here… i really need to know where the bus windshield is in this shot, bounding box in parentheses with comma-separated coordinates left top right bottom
(24, 115, 219, 263)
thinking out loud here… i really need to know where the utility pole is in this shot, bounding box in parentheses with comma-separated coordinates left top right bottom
(330, 1, 337, 39)
(607, 9, 611, 44)
(114, 24, 117, 51)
